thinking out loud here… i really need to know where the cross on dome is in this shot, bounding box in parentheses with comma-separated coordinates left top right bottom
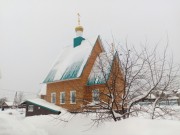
(75, 13, 84, 33)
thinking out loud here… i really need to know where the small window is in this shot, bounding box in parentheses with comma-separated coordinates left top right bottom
(60, 92, 65, 104)
(51, 92, 56, 104)
(70, 91, 76, 104)
(92, 89, 99, 103)
(38, 107, 41, 109)
(28, 105, 34, 112)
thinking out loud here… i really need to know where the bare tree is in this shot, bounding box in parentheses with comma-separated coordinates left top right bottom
(82, 41, 179, 122)
(17, 91, 24, 105)
(13, 91, 24, 108)
(0, 97, 7, 107)
(124, 45, 179, 119)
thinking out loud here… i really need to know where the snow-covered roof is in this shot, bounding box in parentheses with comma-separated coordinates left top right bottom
(168, 96, 179, 100)
(43, 36, 101, 83)
(39, 84, 47, 95)
(25, 98, 66, 113)
(146, 94, 156, 99)
(87, 52, 114, 85)
(4, 102, 13, 106)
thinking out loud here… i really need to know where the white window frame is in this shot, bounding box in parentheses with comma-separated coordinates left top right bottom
(60, 92, 65, 104)
(70, 91, 76, 104)
(92, 89, 100, 103)
(28, 105, 34, 112)
(51, 92, 56, 104)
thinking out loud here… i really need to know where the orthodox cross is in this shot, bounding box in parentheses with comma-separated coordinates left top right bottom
(77, 13, 80, 25)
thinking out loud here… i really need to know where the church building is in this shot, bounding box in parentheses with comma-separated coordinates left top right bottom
(40, 16, 124, 112)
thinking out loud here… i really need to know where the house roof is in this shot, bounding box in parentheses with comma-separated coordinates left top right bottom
(87, 52, 114, 85)
(3, 102, 13, 106)
(24, 98, 66, 113)
(43, 36, 102, 83)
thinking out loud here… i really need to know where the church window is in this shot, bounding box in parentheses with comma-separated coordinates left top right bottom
(60, 92, 65, 104)
(51, 92, 56, 104)
(70, 91, 76, 104)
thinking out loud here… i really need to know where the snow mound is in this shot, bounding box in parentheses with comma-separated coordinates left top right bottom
(1, 108, 180, 135)
(0, 114, 48, 135)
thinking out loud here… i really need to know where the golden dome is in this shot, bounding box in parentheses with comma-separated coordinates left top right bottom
(75, 25, 84, 32)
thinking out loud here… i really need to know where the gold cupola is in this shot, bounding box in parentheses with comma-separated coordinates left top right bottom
(75, 13, 84, 32)
(75, 25, 83, 32)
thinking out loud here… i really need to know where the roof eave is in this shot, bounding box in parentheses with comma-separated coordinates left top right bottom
(25, 100, 61, 113)
(86, 83, 106, 86)
(43, 77, 81, 84)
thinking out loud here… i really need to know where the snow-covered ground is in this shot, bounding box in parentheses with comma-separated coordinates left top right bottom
(1, 108, 180, 135)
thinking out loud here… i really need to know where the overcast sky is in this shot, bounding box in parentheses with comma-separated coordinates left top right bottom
(0, 0, 180, 99)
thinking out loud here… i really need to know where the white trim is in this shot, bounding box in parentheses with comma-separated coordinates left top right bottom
(51, 92, 56, 104)
(70, 91, 76, 104)
(60, 92, 65, 104)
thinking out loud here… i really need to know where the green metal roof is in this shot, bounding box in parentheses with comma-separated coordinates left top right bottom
(73, 36, 85, 47)
(24, 99, 64, 113)
(43, 36, 99, 83)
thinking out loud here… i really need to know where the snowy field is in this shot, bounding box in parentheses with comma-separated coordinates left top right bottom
(1, 108, 180, 135)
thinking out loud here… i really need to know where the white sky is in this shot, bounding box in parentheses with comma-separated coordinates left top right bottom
(0, 0, 180, 99)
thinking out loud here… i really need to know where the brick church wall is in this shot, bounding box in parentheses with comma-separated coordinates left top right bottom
(45, 39, 104, 111)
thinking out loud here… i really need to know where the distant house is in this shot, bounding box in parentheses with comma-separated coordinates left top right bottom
(2, 102, 13, 109)
(39, 21, 124, 112)
(23, 98, 62, 116)
(139, 91, 180, 106)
